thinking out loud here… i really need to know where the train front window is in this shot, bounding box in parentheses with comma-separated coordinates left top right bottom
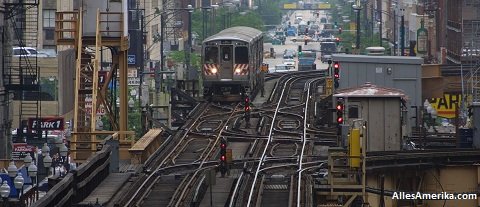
(222, 47, 232, 61)
(235, 47, 248, 64)
(204, 47, 219, 64)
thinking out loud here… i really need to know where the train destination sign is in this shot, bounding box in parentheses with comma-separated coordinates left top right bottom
(28, 117, 64, 130)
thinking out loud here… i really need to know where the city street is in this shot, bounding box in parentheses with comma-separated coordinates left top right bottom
(263, 10, 330, 73)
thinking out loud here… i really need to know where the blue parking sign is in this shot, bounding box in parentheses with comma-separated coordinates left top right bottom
(128, 55, 136, 65)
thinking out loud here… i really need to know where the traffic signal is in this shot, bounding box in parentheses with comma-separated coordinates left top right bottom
(298, 45, 302, 57)
(336, 99, 344, 124)
(220, 138, 228, 175)
(245, 96, 250, 112)
(338, 28, 342, 34)
(245, 96, 251, 127)
(335, 37, 340, 46)
(333, 61, 340, 88)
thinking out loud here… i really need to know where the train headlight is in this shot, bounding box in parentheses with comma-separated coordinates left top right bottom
(235, 68, 242, 74)
(211, 68, 218, 74)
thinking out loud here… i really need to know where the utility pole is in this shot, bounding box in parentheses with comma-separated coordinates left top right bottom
(139, 14, 146, 134)
(400, 8, 405, 56)
(157, 12, 165, 93)
(354, 0, 361, 52)
(379, 8, 382, 47)
(185, 5, 193, 96)
(393, 8, 396, 56)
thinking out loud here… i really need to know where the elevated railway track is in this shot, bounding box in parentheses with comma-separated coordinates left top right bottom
(34, 70, 480, 207)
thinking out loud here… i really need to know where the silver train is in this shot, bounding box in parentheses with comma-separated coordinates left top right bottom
(202, 26, 264, 100)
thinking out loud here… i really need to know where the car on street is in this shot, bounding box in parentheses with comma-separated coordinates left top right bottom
(273, 64, 293, 73)
(283, 58, 296, 67)
(283, 49, 297, 59)
(291, 35, 314, 43)
(321, 54, 332, 63)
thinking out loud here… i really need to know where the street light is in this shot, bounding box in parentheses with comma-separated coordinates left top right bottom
(7, 161, 18, 179)
(27, 162, 38, 199)
(0, 181, 10, 207)
(128, 98, 135, 111)
(59, 143, 68, 175)
(43, 154, 52, 176)
(41, 143, 50, 157)
(14, 173, 24, 198)
(24, 154, 32, 173)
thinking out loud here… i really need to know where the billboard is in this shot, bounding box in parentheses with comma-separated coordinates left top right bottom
(12, 143, 35, 161)
(283, 3, 297, 9)
(429, 94, 468, 118)
(318, 3, 331, 9)
(28, 117, 65, 130)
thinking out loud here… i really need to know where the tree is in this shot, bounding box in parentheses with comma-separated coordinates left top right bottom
(168, 50, 201, 69)
(231, 12, 264, 31)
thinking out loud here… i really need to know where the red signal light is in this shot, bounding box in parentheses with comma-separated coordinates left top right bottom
(245, 106, 250, 112)
(245, 97, 250, 103)
(337, 117, 343, 124)
(336, 104, 343, 111)
(334, 74, 339, 78)
(334, 63, 339, 69)
(336, 37, 340, 41)
(221, 143, 226, 148)
(221, 155, 226, 161)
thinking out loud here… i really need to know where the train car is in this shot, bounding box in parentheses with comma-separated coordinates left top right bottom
(202, 26, 264, 100)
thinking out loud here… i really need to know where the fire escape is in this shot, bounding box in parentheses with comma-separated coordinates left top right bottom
(3, 0, 40, 140)
(56, 3, 131, 163)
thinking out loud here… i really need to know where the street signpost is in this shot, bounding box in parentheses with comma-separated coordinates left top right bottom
(127, 55, 136, 65)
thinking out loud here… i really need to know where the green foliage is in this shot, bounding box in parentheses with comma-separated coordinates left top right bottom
(40, 78, 57, 101)
(127, 101, 142, 139)
(167, 50, 201, 69)
(338, 32, 391, 54)
(189, 2, 294, 44)
(231, 12, 265, 30)
(257, 0, 283, 26)
(100, 88, 144, 139)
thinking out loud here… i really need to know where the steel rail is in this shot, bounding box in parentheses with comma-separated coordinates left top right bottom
(124, 103, 212, 206)
(172, 103, 241, 206)
(297, 78, 321, 207)
(246, 75, 296, 207)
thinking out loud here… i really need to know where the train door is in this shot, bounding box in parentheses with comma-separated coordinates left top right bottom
(220, 45, 233, 79)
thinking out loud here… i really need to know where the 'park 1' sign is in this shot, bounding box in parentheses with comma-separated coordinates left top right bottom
(28, 117, 64, 130)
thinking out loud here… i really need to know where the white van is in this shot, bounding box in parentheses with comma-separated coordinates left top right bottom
(13, 47, 49, 57)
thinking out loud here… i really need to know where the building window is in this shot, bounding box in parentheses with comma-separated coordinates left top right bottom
(43, 10, 55, 28)
(348, 105, 359, 119)
(152, 24, 158, 40)
(44, 28, 54, 40)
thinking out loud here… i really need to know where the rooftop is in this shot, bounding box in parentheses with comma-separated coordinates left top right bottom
(333, 82, 408, 100)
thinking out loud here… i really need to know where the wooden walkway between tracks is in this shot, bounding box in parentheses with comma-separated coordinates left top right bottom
(77, 173, 131, 206)
(129, 128, 164, 164)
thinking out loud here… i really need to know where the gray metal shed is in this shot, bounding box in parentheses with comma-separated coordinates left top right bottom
(331, 54, 423, 135)
(334, 83, 408, 152)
